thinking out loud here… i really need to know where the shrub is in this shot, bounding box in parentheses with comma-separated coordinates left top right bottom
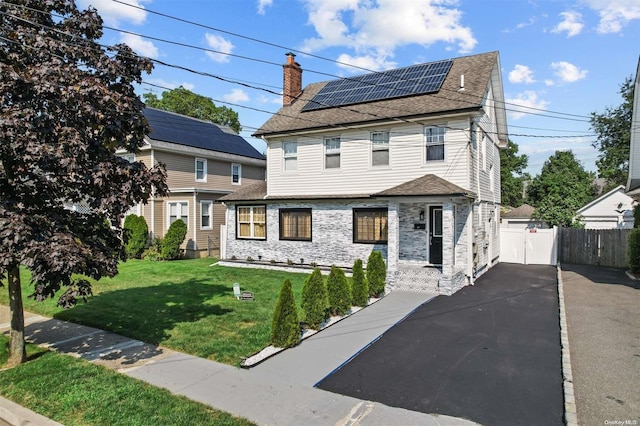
(301, 268, 328, 330)
(327, 266, 351, 317)
(634, 204, 640, 228)
(366, 251, 387, 297)
(629, 228, 640, 273)
(351, 259, 369, 307)
(142, 237, 163, 261)
(123, 214, 148, 259)
(271, 279, 300, 348)
(161, 219, 187, 260)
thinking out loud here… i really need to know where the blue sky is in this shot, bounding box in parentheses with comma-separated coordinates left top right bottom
(78, 0, 640, 176)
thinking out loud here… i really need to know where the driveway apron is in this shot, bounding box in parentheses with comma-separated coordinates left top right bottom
(317, 263, 564, 426)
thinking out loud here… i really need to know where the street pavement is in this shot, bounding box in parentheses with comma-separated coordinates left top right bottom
(318, 263, 564, 426)
(561, 263, 640, 426)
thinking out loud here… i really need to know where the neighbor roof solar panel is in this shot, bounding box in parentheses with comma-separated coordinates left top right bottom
(302, 59, 453, 112)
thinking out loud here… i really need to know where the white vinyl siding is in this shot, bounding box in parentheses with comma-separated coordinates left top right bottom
(266, 120, 471, 196)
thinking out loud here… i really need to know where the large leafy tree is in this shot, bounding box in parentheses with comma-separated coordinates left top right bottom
(590, 77, 634, 189)
(500, 140, 530, 207)
(527, 151, 597, 227)
(0, 0, 168, 366)
(143, 86, 242, 134)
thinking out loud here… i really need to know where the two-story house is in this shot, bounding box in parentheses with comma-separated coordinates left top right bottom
(120, 107, 266, 258)
(219, 51, 507, 295)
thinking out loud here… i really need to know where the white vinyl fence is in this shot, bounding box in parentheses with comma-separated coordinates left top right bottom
(500, 226, 558, 266)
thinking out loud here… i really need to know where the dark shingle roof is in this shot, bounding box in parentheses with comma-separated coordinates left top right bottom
(254, 52, 501, 138)
(375, 174, 474, 197)
(502, 204, 536, 218)
(144, 107, 265, 160)
(218, 181, 267, 202)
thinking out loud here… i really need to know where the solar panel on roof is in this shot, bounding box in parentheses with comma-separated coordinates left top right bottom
(301, 58, 454, 112)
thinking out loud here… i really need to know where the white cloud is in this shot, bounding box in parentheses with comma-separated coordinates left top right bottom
(223, 89, 250, 103)
(552, 11, 584, 37)
(204, 33, 234, 63)
(505, 91, 550, 120)
(257, 0, 273, 15)
(336, 53, 396, 73)
(119, 33, 158, 58)
(301, 0, 476, 69)
(508, 65, 536, 84)
(258, 94, 283, 105)
(76, 0, 147, 27)
(550, 61, 588, 83)
(145, 78, 194, 92)
(583, 0, 640, 33)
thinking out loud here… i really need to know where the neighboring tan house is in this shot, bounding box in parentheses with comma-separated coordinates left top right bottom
(501, 204, 547, 229)
(628, 56, 640, 197)
(576, 185, 635, 229)
(119, 107, 266, 258)
(219, 51, 508, 295)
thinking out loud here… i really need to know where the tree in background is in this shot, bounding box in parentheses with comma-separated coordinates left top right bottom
(351, 259, 369, 307)
(527, 151, 597, 227)
(0, 0, 167, 366)
(590, 77, 634, 189)
(500, 140, 530, 207)
(271, 279, 300, 348)
(143, 86, 242, 134)
(301, 268, 328, 330)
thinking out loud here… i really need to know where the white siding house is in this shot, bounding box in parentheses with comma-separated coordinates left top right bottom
(220, 52, 508, 295)
(628, 56, 640, 197)
(576, 185, 635, 229)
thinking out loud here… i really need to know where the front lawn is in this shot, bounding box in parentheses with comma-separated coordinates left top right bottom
(0, 259, 309, 365)
(0, 335, 255, 426)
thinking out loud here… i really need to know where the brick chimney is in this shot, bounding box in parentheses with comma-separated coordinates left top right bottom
(283, 52, 302, 106)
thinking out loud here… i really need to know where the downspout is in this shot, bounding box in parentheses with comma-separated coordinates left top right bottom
(150, 149, 156, 240)
(193, 191, 198, 252)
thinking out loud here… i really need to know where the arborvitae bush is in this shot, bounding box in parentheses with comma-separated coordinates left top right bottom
(123, 214, 148, 259)
(351, 259, 369, 307)
(301, 268, 328, 330)
(161, 219, 187, 260)
(271, 279, 300, 348)
(366, 251, 387, 297)
(629, 228, 640, 273)
(327, 266, 351, 316)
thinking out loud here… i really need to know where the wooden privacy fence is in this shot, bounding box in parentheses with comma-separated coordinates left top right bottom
(559, 228, 632, 268)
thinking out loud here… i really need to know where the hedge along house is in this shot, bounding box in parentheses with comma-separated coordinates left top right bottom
(117, 107, 266, 258)
(219, 52, 508, 295)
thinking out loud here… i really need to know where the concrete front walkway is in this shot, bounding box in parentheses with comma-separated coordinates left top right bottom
(1, 290, 474, 426)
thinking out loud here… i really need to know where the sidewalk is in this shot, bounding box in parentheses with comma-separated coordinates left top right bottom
(1, 291, 476, 426)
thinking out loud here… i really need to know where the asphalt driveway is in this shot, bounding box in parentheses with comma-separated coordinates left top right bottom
(317, 263, 564, 426)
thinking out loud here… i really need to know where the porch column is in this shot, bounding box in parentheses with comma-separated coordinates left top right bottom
(440, 202, 455, 294)
(387, 201, 399, 273)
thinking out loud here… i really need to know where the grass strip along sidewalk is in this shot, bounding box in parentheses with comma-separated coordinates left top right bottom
(0, 335, 255, 426)
(0, 258, 309, 365)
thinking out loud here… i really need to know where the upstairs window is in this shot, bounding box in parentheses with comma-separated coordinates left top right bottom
(371, 131, 390, 166)
(353, 208, 388, 244)
(279, 209, 312, 241)
(324, 137, 341, 169)
(195, 158, 207, 182)
(232, 163, 241, 185)
(283, 141, 297, 171)
(237, 206, 266, 239)
(425, 126, 445, 161)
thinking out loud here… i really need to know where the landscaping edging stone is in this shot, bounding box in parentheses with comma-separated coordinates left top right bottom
(557, 263, 578, 426)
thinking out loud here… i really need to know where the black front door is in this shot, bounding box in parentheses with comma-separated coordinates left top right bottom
(429, 206, 443, 265)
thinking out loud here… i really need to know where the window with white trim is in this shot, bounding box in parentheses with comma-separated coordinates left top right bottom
(283, 141, 297, 171)
(119, 153, 135, 163)
(168, 202, 188, 228)
(232, 163, 241, 185)
(237, 205, 266, 239)
(324, 137, 341, 169)
(200, 200, 213, 230)
(371, 131, 389, 166)
(425, 126, 445, 161)
(195, 158, 207, 182)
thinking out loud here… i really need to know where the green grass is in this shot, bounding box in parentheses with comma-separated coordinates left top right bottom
(0, 259, 310, 365)
(0, 335, 255, 426)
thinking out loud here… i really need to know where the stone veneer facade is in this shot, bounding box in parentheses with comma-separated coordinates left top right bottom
(225, 198, 473, 295)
